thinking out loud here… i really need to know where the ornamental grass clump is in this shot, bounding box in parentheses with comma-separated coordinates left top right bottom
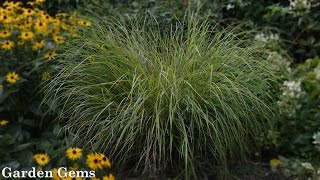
(43, 16, 280, 178)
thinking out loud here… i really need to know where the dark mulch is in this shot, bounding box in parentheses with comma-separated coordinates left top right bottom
(230, 161, 289, 180)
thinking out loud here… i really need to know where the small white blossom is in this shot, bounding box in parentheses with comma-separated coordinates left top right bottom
(255, 33, 279, 43)
(312, 132, 320, 145)
(226, 3, 235, 10)
(301, 162, 314, 170)
(283, 80, 302, 98)
(314, 64, 320, 80)
(255, 33, 268, 42)
(289, 0, 311, 13)
(269, 33, 279, 41)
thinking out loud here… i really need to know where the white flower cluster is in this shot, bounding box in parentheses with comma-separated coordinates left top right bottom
(314, 64, 320, 80)
(289, 0, 311, 13)
(255, 33, 279, 43)
(283, 80, 302, 98)
(226, 3, 235, 10)
(267, 51, 292, 72)
(301, 162, 314, 170)
(313, 132, 320, 145)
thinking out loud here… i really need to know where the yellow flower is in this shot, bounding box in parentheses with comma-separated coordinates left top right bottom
(52, 168, 60, 180)
(0, 120, 9, 126)
(45, 51, 57, 60)
(41, 71, 51, 81)
(53, 35, 65, 45)
(19, 31, 35, 41)
(40, 12, 52, 22)
(33, 40, 45, 51)
(270, 159, 281, 168)
(91, 178, 100, 180)
(33, 153, 50, 166)
(0, 14, 13, 24)
(27, 0, 45, 6)
(56, 13, 68, 18)
(86, 153, 103, 171)
(17, 40, 25, 46)
(3, 1, 22, 9)
(66, 147, 82, 160)
(102, 174, 115, 180)
(34, 20, 48, 33)
(1, 40, 14, 50)
(14, 22, 23, 30)
(77, 20, 91, 27)
(98, 153, 111, 168)
(23, 8, 34, 17)
(6, 72, 19, 84)
(0, 30, 12, 38)
(23, 19, 34, 30)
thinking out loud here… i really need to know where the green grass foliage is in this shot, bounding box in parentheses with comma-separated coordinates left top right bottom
(43, 16, 280, 178)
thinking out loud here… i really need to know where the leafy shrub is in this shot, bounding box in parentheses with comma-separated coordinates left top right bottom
(274, 56, 320, 177)
(222, 0, 320, 63)
(43, 16, 280, 178)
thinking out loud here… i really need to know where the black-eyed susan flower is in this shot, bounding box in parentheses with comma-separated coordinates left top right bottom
(45, 51, 57, 60)
(86, 153, 103, 171)
(1, 40, 14, 50)
(6, 72, 19, 84)
(66, 147, 82, 160)
(53, 35, 65, 45)
(19, 31, 35, 41)
(32, 40, 45, 51)
(102, 174, 115, 180)
(270, 159, 281, 168)
(41, 71, 51, 81)
(0, 120, 9, 126)
(14, 22, 23, 29)
(34, 20, 48, 33)
(77, 20, 91, 27)
(23, 8, 34, 17)
(98, 153, 111, 168)
(3, 1, 22, 9)
(0, 30, 11, 38)
(27, 0, 45, 6)
(0, 14, 13, 24)
(33, 153, 50, 166)
(17, 40, 25, 46)
(56, 13, 68, 18)
(52, 168, 60, 180)
(91, 178, 100, 180)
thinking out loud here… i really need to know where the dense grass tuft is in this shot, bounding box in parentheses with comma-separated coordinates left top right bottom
(43, 16, 280, 178)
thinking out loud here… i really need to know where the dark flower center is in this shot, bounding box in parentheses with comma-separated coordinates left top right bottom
(72, 150, 77, 154)
(93, 159, 98, 163)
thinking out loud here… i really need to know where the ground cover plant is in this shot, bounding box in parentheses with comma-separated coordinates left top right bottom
(43, 15, 281, 178)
